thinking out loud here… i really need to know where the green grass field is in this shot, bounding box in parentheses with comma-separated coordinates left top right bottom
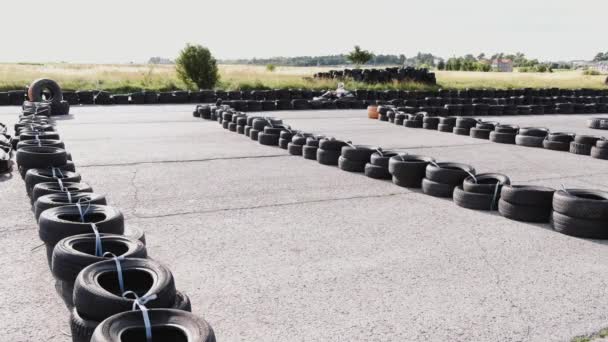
(0, 63, 606, 92)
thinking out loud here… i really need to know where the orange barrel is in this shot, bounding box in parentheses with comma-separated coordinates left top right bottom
(367, 106, 379, 119)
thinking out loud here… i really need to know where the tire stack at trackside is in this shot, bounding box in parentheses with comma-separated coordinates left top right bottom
(303, 135, 325, 160)
(489, 124, 518, 144)
(543, 132, 575, 151)
(196, 103, 608, 242)
(1, 122, 13, 173)
(470, 121, 497, 139)
(515, 127, 549, 148)
(453, 117, 477, 136)
(591, 139, 608, 160)
(587, 117, 608, 130)
(26, 78, 70, 116)
(570, 135, 602, 156)
(13, 108, 215, 341)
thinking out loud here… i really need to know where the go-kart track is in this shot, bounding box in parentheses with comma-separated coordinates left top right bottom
(1, 104, 608, 342)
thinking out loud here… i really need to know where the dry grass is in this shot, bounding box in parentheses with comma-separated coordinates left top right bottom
(0, 63, 605, 92)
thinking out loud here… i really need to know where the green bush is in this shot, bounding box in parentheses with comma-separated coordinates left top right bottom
(175, 43, 219, 89)
(266, 64, 276, 72)
(583, 69, 601, 76)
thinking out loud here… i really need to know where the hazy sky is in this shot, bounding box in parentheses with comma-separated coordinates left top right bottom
(1, 0, 604, 63)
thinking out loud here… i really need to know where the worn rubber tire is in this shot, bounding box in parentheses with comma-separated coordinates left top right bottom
(552, 189, 608, 220)
(498, 199, 551, 223)
(16, 139, 64, 149)
(515, 135, 545, 147)
(587, 118, 608, 130)
(421, 178, 455, 198)
(236, 125, 245, 134)
(16, 146, 67, 169)
(35, 192, 107, 221)
(90, 309, 215, 342)
(495, 125, 519, 134)
(574, 135, 602, 146)
(569, 142, 592, 155)
(249, 129, 260, 141)
(388, 154, 435, 188)
(369, 151, 398, 168)
(74, 258, 176, 321)
(437, 124, 454, 132)
(258, 133, 279, 146)
(70, 308, 99, 342)
(404, 120, 423, 128)
(287, 143, 303, 155)
(278, 138, 289, 149)
(591, 146, 608, 160)
(489, 131, 516, 144)
(364, 163, 391, 179)
(32, 181, 93, 204)
(302, 145, 318, 160)
(551, 211, 608, 239)
(28, 78, 63, 103)
(470, 128, 491, 139)
(317, 148, 341, 166)
(518, 127, 549, 137)
(38, 204, 124, 246)
(244, 126, 252, 137)
(543, 140, 570, 151)
(25, 169, 81, 196)
(52, 235, 147, 283)
(340, 145, 376, 162)
(425, 162, 476, 185)
(338, 156, 366, 172)
(453, 186, 497, 210)
(463, 173, 510, 195)
(318, 138, 348, 151)
(500, 185, 554, 206)
(453, 127, 471, 136)
(547, 132, 575, 143)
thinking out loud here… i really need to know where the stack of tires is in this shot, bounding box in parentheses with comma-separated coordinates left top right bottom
(302, 136, 325, 160)
(543, 132, 575, 151)
(570, 135, 603, 156)
(498, 186, 554, 222)
(453, 117, 477, 136)
(591, 139, 608, 160)
(388, 154, 435, 188)
(551, 189, 608, 239)
(515, 127, 549, 148)
(287, 132, 311, 156)
(14, 107, 215, 341)
(489, 125, 518, 144)
(338, 145, 376, 172)
(26, 79, 70, 116)
(587, 117, 608, 130)
(453, 174, 510, 210)
(470, 121, 498, 140)
(422, 163, 475, 198)
(364, 150, 397, 179)
(317, 138, 348, 166)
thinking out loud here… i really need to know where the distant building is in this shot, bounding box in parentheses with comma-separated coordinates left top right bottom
(491, 59, 513, 72)
(148, 57, 174, 65)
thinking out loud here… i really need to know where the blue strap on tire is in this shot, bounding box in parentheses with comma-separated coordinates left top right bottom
(103, 252, 126, 294)
(90, 223, 103, 257)
(122, 291, 157, 342)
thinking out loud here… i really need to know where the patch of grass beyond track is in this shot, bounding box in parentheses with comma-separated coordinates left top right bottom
(0, 63, 605, 92)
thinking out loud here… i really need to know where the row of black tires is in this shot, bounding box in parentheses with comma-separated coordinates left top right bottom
(194, 103, 608, 239)
(376, 106, 608, 161)
(588, 117, 608, 130)
(13, 108, 215, 341)
(313, 67, 437, 85)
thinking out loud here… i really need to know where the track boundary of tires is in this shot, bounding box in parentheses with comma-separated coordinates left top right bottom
(12, 106, 216, 341)
(197, 103, 608, 241)
(370, 106, 608, 161)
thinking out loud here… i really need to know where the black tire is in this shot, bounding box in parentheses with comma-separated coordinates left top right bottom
(38, 204, 124, 246)
(70, 308, 99, 342)
(221, 121, 229, 129)
(453, 127, 471, 136)
(551, 211, 608, 239)
(462, 173, 510, 194)
(421, 178, 455, 198)
(278, 138, 289, 149)
(453, 186, 497, 210)
(16, 146, 67, 169)
(32, 181, 93, 204)
(249, 129, 260, 141)
(439, 117, 457, 125)
(52, 234, 147, 283)
(470, 128, 491, 139)
(404, 120, 423, 128)
(364, 163, 391, 179)
(173, 291, 192, 312)
(28, 78, 63, 103)
(340, 145, 376, 162)
(279, 130, 295, 140)
(597, 140, 608, 149)
(518, 127, 549, 137)
(587, 118, 608, 130)
(302, 145, 318, 160)
(476, 121, 499, 130)
(591, 146, 608, 160)
(305, 136, 324, 147)
(291, 135, 308, 145)
(338, 156, 366, 172)
(569, 142, 592, 155)
(500, 185, 554, 206)
(423, 122, 439, 130)
(19, 131, 60, 141)
(35, 192, 107, 221)
(388, 154, 435, 188)
(543, 140, 570, 151)
(244, 126, 252, 137)
(287, 143, 303, 156)
(258, 133, 279, 146)
(425, 162, 476, 185)
(25, 169, 81, 196)
(317, 149, 341, 165)
(90, 309, 215, 342)
(318, 138, 348, 151)
(498, 199, 551, 223)
(74, 258, 176, 321)
(552, 189, 608, 220)
(495, 125, 519, 134)
(574, 135, 602, 146)
(16, 139, 64, 149)
(547, 132, 575, 143)
(515, 135, 544, 147)
(455, 117, 478, 129)
(369, 150, 398, 168)
(489, 131, 516, 144)
(437, 124, 454, 132)
(236, 125, 245, 134)
(228, 122, 237, 132)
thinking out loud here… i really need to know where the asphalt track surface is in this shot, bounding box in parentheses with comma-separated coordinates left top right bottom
(1, 105, 608, 342)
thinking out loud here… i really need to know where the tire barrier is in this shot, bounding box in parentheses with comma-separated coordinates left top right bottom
(9, 104, 215, 341)
(197, 102, 608, 241)
(373, 105, 607, 161)
(314, 67, 437, 85)
(587, 117, 608, 130)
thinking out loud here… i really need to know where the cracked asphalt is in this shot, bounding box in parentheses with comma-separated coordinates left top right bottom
(1, 105, 608, 342)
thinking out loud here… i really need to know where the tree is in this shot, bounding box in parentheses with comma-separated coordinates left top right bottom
(594, 52, 608, 61)
(347, 45, 374, 66)
(175, 43, 219, 89)
(477, 53, 486, 61)
(437, 59, 446, 70)
(266, 64, 276, 72)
